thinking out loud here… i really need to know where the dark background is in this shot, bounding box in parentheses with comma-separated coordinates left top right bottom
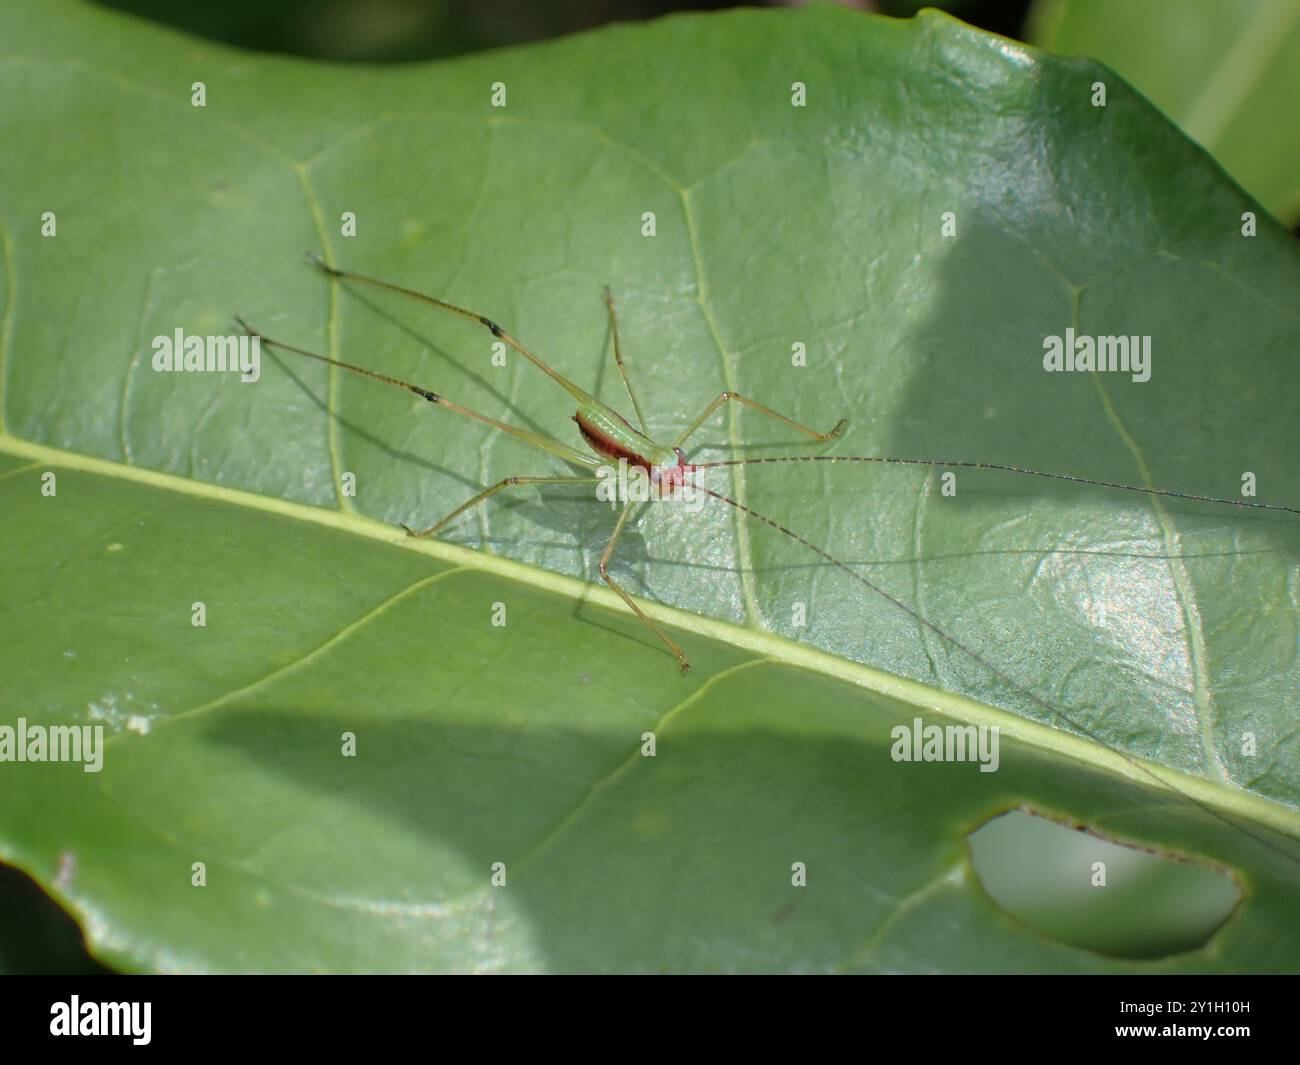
(89, 0, 1034, 63)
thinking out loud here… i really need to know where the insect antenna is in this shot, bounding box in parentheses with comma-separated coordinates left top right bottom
(691, 481, 1300, 871)
(695, 456, 1300, 516)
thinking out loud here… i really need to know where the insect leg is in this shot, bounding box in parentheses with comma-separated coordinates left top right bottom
(238, 319, 601, 470)
(673, 391, 846, 449)
(307, 255, 595, 404)
(402, 475, 601, 539)
(598, 500, 690, 673)
(602, 287, 648, 433)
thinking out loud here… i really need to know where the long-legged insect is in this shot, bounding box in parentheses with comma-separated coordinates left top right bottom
(239, 256, 1300, 865)
(240, 255, 847, 674)
(239, 255, 1300, 673)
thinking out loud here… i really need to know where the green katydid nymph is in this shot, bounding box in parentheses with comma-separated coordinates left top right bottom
(238, 254, 1295, 676)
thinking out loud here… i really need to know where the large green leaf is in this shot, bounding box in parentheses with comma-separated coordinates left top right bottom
(1, 0, 1298, 972)
(1030, 0, 1300, 225)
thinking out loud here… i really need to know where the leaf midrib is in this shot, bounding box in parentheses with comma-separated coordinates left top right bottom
(6, 430, 1299, 844)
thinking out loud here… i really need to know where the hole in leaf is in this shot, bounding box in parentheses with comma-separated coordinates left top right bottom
(967, 809, 1241, 959)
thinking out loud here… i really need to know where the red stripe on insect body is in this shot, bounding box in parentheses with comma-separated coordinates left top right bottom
(574, 413, 652, 470)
